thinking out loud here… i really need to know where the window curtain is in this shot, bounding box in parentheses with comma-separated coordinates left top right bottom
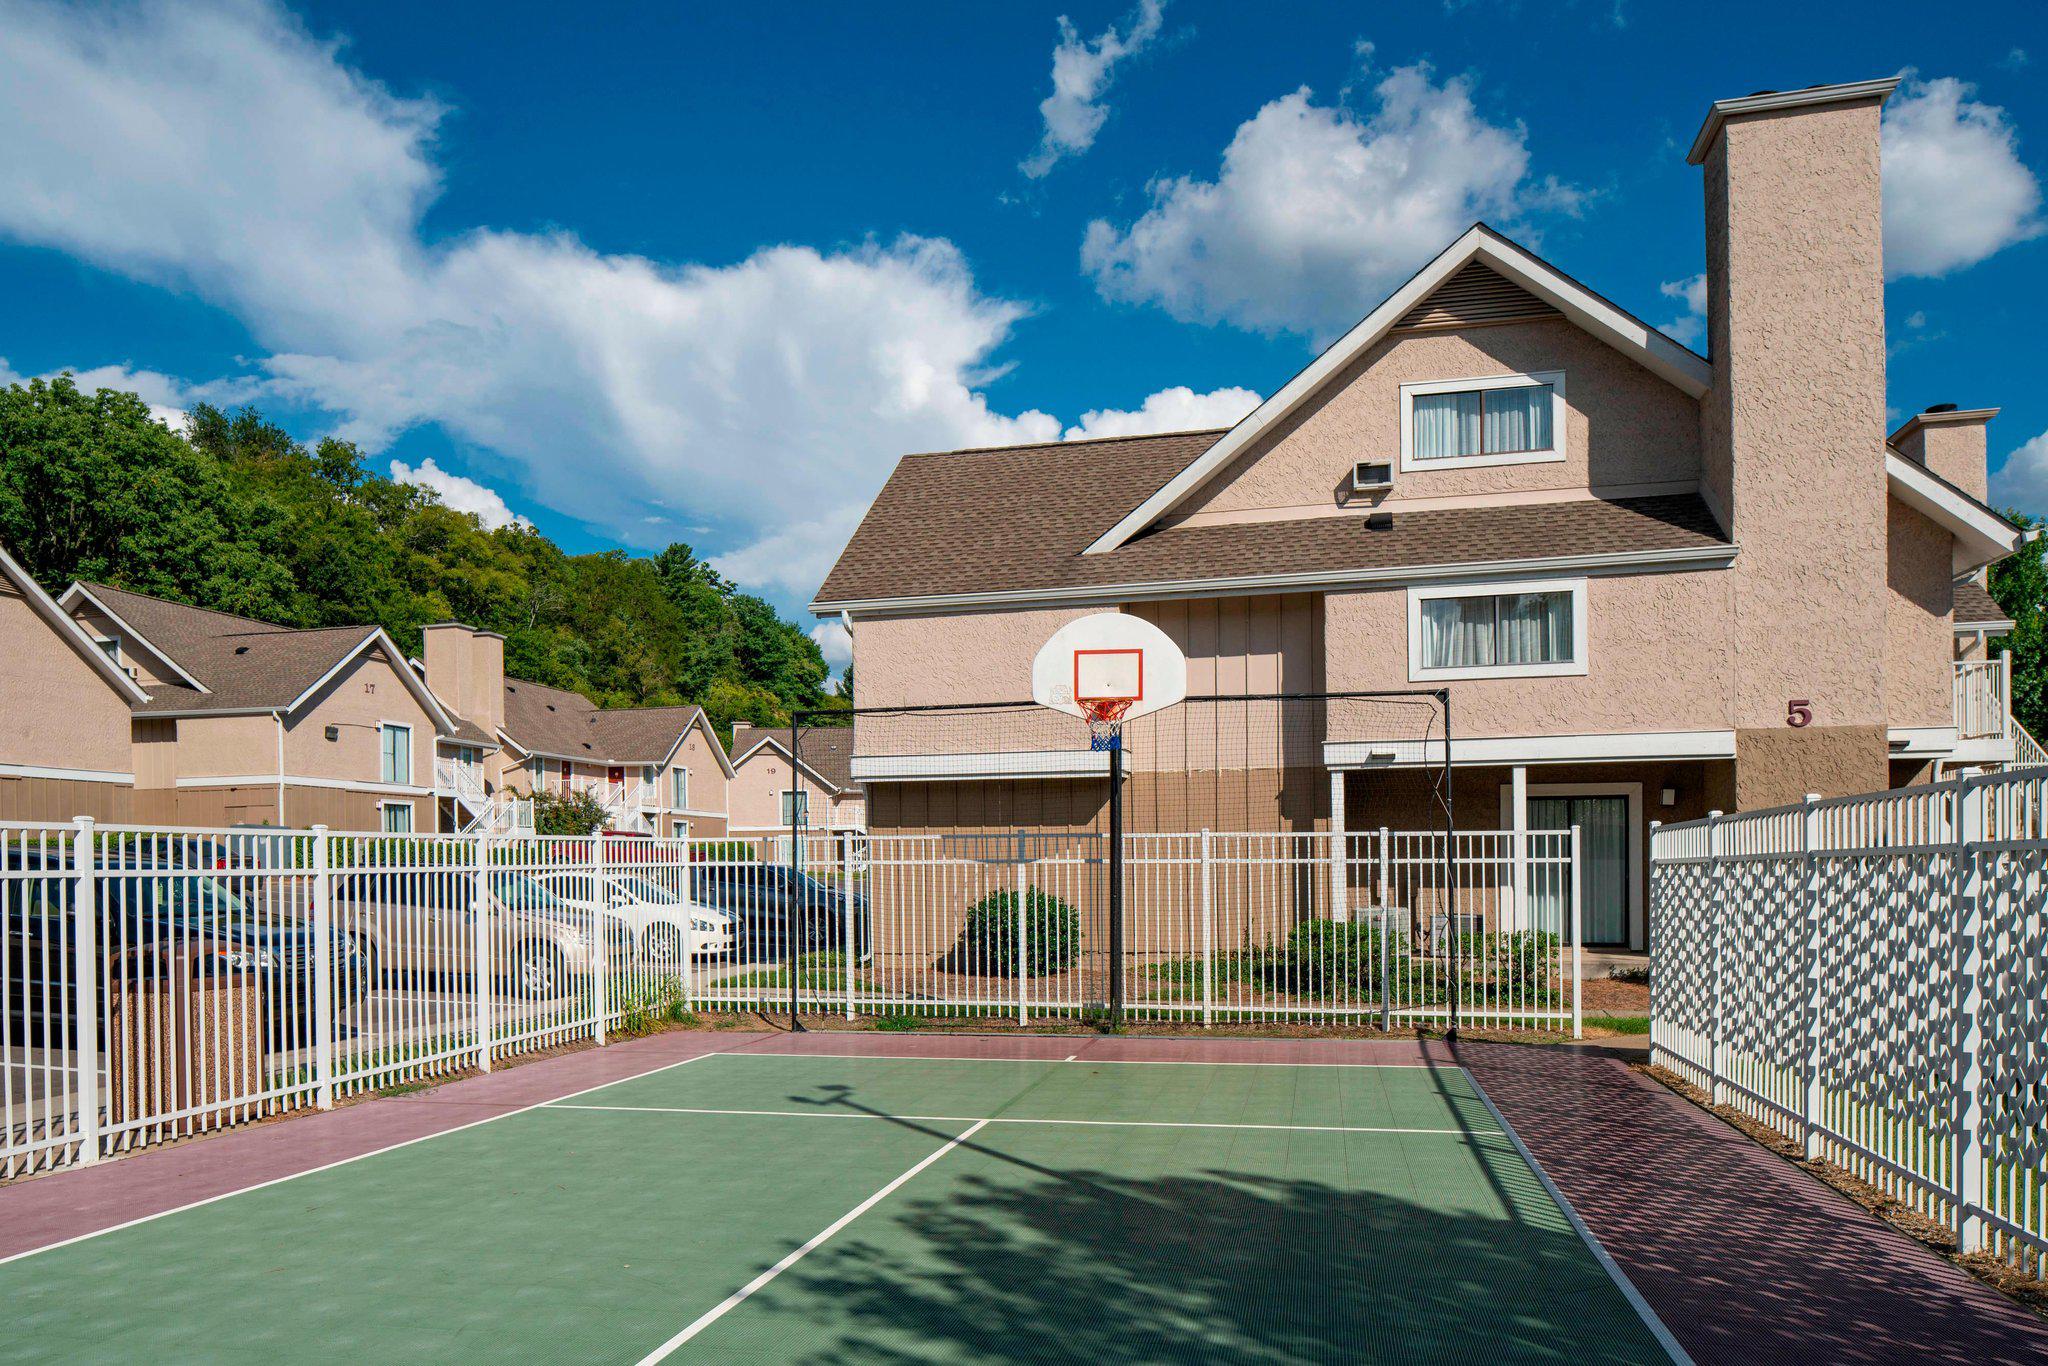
(380, 727, 410, 785)
(1420, 596, 1497, 669)
(1482, 384, 1552, 454)
(1496, 590, 1571, 664)
(1412, 391, 1484, 460)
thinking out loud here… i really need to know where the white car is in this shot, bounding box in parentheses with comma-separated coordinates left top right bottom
(535, 870, 734, 965)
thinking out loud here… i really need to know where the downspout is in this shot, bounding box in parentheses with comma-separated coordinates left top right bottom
(274, 710, 287, 827)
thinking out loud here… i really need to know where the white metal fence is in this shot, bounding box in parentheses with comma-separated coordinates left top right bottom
(6, 819, 1583, 1179)
(1651, 770, 2048, 1272)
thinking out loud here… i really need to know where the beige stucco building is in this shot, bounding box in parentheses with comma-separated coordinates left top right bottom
(813, 79, 2034, 952)
(727, 722, 865, 834)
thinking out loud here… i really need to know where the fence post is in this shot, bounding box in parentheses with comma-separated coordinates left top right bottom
(70, 817, 100, 1166)
(1569, 824, 1583, 1040)
(1015, 861, 1028, 1028)
(1952, 779, 1986, 1253)
(311, 825, 334, 1110)
(1378, 828, 1392, 1033)
(1648, 819, 1662, 1059)
(1706, 810, 1727, 1107)
(473, 832, 492, 1073)
(1800, 794, 1824, 1159)
(590, 834, 607, 1047)
(1199, 829, 1214, 1028)
(843, 831, 857, 1022)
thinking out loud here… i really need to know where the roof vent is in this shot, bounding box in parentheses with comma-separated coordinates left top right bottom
(233, 645, 250, 655)
(545, 703, 556, 711)
(1924, 402, 1959, 414)
(1364, 511, 1395, 532)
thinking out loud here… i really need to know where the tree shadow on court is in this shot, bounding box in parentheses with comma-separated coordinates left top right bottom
(768, 1099, 1663, 1364)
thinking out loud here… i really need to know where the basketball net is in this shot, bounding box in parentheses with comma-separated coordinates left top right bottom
(1081, 697, 1132, 751)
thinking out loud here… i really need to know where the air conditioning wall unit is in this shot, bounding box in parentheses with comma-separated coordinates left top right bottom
(1352, 460, 1393, 492)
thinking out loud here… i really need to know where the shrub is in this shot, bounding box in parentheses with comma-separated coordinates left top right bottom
(533, 788, 608, 836)
(945, 888, 1079, 977)
(690, 840, 757, 862)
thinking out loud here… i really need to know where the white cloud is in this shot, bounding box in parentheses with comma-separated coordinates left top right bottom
(1657, 273, 1706, 347)
(1991, 430, 2048, 518)
(1063, 385, 1261, 440)
(2001, 48, 2028, 72)
(388, 456, 531, 530)
(1082, 62, 1565, 339)
(809, 619, 853, 670)
(1019, 0, 1165, 179)
(1883, 76, 2042, 279)
(0, 0, 1065, 596)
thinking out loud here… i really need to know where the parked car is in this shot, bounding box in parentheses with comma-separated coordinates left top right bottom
(533, 870, 735, 963)
(687, 862, 869, 961)
(330, 868, 633, 1000)
(3, 846, 362, 1048)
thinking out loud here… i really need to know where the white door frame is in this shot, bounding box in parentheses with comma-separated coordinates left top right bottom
(1498, 780, 1644, 950)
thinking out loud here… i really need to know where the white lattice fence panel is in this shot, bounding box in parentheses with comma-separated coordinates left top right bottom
(1978, 840, 2048, 1264)
(1718, 852, 1806, 1128)
(1648, 846, 1717, 1091)
(1811, 846, 1955, 1216)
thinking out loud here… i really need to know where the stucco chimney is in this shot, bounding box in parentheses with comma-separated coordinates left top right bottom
(1690, 78, 1900, 807)
(423, 623, 505, 737)
(1890, 405, 1996, 502)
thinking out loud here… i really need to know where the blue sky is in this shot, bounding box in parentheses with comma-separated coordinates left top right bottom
(2, 1, 2045, 660)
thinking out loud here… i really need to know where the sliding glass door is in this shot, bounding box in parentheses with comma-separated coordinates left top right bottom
(1527, 795, 1631, 945)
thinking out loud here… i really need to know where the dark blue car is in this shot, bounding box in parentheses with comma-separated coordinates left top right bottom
(4, 847, 360, 1047)
(688, 862, 870, 960)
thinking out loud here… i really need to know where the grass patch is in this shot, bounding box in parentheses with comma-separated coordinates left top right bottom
(376, 1080, 431, 1097)
(871, 1013, 925, 1032)
(720, 951, 865, 992)
(1594, 1014, 1651, 1035)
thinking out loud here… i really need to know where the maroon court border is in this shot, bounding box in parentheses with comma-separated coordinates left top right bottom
(3, 1029, 2045, 1363)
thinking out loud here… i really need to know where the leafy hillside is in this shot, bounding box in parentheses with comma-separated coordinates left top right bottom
(0, 374, 845, 736)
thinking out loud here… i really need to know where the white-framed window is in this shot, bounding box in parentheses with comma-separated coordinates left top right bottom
(671, 818, 690, 840)
(1400, 371, 1566, 471)
(779, 789, 809, 826)
(672, 766, 689, 809)
(1407, 578, 1588, 681)
(379, 800, 414, 834)
(379, 722, 413, 785)
(531, 756, 550, 790)
(92, 636, 138, 681)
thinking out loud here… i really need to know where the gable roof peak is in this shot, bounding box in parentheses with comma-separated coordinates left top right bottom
(1079, 226, 1713, 556)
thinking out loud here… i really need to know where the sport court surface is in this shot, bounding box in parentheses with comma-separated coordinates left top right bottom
(2, 1044, 1677, 1364)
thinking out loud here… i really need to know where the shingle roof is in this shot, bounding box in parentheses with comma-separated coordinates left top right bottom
(1954, 580, 2012, 628)
(730, 722, 853, 791)
(500, 677, 719, 767)
(812, 431, 1730, 607)
(78, 584, 382, 715)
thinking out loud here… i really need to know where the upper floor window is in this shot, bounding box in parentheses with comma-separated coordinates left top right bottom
(672, 766, 690, 809)
(1408, 579, 1588, 681)
(1400, 372, 1565, 471)
(379, 723, 412, 785)
(780, 789, 809, 826)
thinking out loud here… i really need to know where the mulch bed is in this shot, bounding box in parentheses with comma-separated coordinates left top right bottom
(1638, 1062, 2048, 1319)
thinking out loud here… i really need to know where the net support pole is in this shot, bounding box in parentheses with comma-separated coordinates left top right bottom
(788, 717, 805, 1033)
(1107, 740, 1124, 1025)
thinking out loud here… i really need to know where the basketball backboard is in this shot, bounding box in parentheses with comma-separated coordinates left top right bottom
(1031, 612, 1188, 723)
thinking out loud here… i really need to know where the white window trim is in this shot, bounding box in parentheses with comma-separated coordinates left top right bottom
(778, 787, 810, 825)
(671, 818, 691, 840)
(378, 799, 415, 834)
(378, 721, 415, 787)
(1399, 370, 1567, 472)
(672, 766, 690, 810)
(1407, 576, 1589, 682)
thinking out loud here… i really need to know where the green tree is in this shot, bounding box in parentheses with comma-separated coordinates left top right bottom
(532, 788, 609, 836)
(1989, 510, 2048, 742)
(0, 376, 841, 730)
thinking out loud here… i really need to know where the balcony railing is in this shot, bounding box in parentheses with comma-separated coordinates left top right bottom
(1954, 657, 2011, 742)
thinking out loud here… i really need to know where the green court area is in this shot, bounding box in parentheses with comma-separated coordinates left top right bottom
(4, 1052, 1676, 1363)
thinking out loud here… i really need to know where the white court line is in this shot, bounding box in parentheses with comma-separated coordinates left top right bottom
(1462, 1071, 1694, 1366)
(546, 1102, 1499, 1139)
(715, 1049, 1429, 1070)
(636, 1118, 993, 1363)
(0, 1042, 756, 1268)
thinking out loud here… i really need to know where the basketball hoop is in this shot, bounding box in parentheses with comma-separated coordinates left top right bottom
(1082, 697, 1133, 751)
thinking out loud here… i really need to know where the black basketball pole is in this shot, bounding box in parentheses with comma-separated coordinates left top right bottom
(1441, 688, 1458, 1044)
(1107, 736, 1124, 1026)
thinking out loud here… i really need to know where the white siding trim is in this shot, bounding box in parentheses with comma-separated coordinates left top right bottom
(0, 763, 134, 784)
(1324, 729, 1737, 769)
(851, 750, 1110, 782)
(175, 774, 434, 796)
